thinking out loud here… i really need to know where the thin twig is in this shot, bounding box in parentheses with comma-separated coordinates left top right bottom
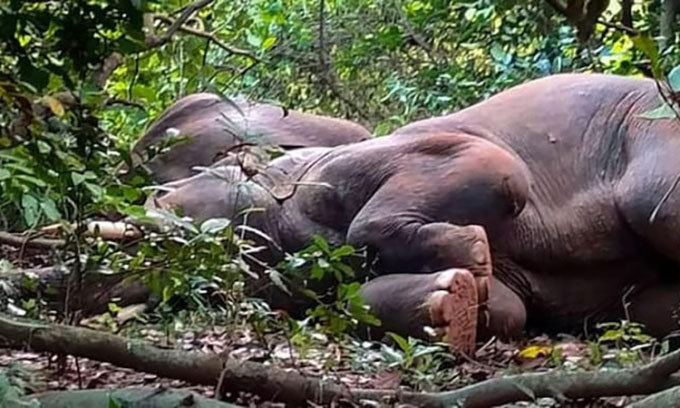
(597, 19, 637, 35)
(145, 0, 215, 48)
(153, 14, 261, 62)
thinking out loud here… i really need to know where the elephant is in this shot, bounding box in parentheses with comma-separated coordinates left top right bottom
(134, 73, 680, 355)
(129, 93, 371, 183)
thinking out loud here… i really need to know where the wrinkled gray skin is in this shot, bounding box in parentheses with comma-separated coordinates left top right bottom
(131, 93, 371, 183)
(148, 73, 680, 343)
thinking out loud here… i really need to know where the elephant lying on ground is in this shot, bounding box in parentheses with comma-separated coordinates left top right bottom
(130, 93, 371, 183)
(138, 73, 680, 354)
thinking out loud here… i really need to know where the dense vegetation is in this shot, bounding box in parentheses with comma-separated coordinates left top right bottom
(2, 0, 680, 406)
(1, 0, 677, 230)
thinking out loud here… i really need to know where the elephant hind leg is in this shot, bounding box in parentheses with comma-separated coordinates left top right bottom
(615, 147, 680, 271)
(626, 283, 680, 339)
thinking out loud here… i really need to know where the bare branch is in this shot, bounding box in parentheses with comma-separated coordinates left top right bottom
(621, 0, 633, 28)
(544, 0, 567, 15)
(144, 0, 215, 48)
(93, 52, 124, 88)
(316, 0, 369, 122)
(597, 19, 637, 35)
(154, 15, 262, 62)
(105, 98, 146, 111)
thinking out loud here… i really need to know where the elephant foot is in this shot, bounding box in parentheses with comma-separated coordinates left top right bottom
(465, 225, 492, 309)
(360, 266, 490, 354)
(427, 269, 478, 355)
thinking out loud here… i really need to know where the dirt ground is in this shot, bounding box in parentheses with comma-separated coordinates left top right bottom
(0, 244, 650, 407)
(0, 324, 641, 407)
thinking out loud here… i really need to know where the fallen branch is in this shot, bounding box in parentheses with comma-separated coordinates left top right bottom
(2, 313, 680, 407)
(627, 384, 680, 407)
(0, 221, 141, 249)
(0, 314, 354, 406)
(1, 266, 150, 316)
(395, 351, 680, 407)
(23, 387, 242, 408)
(0, 231, 65, 249)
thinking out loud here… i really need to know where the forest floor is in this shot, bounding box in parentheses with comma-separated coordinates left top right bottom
(0, 244, 655, 407)
(0, 320, 643, 407)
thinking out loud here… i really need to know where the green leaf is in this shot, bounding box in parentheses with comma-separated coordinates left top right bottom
(331, 245, 355, 259)
(669, 65, 680, 92)
(387, 332, 411, 353)
(43, 96, 65, 117)
(267, 269, 291, 295)
(71, 172, 86, 185)
(490, 43, 505, 62)
(377, 26, 403, 50)
(334, 262, 355, 278)
(310, 262, 324, 280)
(300, 288, 319, 301)
(246, 30, 262, 48)
(21, 194, 39, 227)
(85, 182, 104, 198)
(373, 122, 392, 137)
(15, 174, 47, 187)
(0, 169, 10, 180)
(200, 218, 231, 234)
(108, 302, 122, 314)
(37, 140, 52, 154)
(162, 284, 173, 303)
(631, 34, 662, 79)
(464, 8, 477, 21)
(40, 198, 61, 221)
(412, 345, 442, 358)
(312, 235, 330, 254)
(599, 329, 623, 342)
(639, 102, 676, 120)
(262, 36, 277, 50)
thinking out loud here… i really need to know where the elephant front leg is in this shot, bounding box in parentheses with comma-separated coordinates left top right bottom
(349, 221, 493, 315)
(348, 221, 496, 352)
(360, 272, 526, 355)
(415, 223, 493, 312)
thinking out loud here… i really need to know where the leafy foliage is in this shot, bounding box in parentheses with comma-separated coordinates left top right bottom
(589, 320, 656, 367)
(277, 235, 379, 336)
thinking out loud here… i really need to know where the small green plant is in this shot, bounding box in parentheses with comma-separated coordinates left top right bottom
(382, 332, 444, 371)
(276, 235, 380, 337)
(378, 332, 456, 390)
(589, 320, 655, 367)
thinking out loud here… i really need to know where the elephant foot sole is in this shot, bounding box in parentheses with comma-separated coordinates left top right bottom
(428, 269, 478, 355)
